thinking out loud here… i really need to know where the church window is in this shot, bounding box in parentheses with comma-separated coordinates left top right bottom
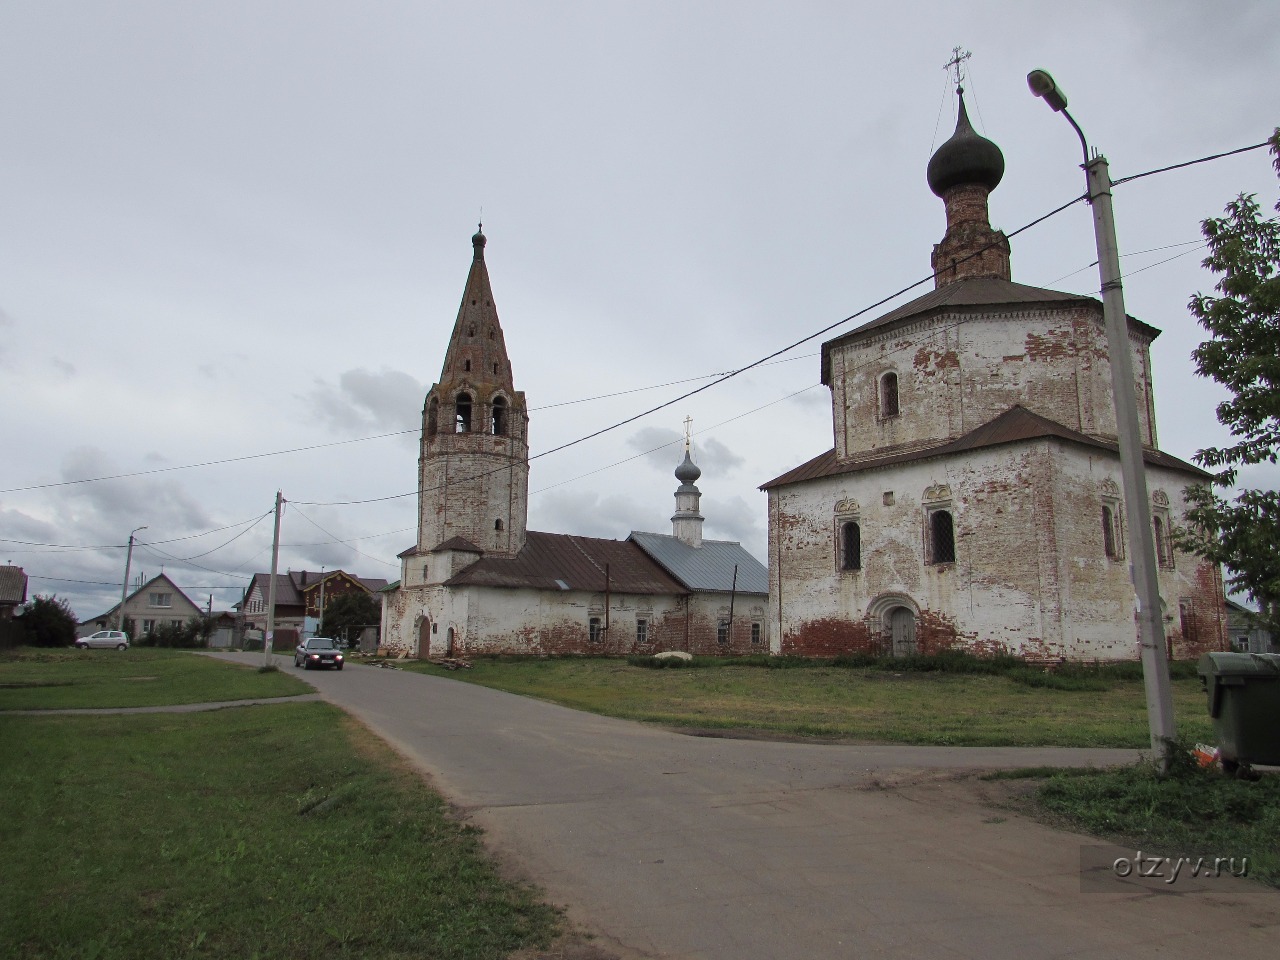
(1180, 600, 1198, 645)
(636, 619, 648, 644)
(468, 324, 475, 336)
(422, 563, 428, 581)
(464, 359, 471, 372)
(929, 509, 955, 564)
(1153, 514, 1174, 569)
(491, 396, 508, 435)
(427, 398, 439, 438)
(589, 617, 603, 643)
(455, 393, 472, 432)
(1102, 506, 1117, 558)
(493, 362, 499, 374)
(717, 620, 730, 644)
(751, 622, 762, 645)
(489, 328, 495, 339)
(880, 372, 900, 419)
(840, 521, 861, 571)
(495, 519, 504, 531)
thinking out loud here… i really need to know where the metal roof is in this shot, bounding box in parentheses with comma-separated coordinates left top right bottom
(627, 532, 769, 595)
(444, 530, 686, 595)
(761, 405, 1211, 490)
(0, 565, 28, 606)
(819, 276, 1161, 386)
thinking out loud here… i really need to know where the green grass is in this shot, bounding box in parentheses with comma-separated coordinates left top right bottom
(0, 647, 309, 709)
(993, 758, 1280, 888)
(401, 655, 1217, 747)
(0, 703, 560, 959)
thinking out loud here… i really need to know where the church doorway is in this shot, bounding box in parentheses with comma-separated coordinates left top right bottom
(417, 617, 430, 658)
(889, 607, 917, 657)
(446, 627, 456, 657)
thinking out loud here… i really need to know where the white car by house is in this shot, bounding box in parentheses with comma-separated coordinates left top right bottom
(76, 630, 130, 650)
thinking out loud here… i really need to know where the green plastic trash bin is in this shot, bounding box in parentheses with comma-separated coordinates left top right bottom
(1197, 652, 1280, 768)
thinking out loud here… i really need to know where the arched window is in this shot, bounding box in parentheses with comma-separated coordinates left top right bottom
(464, 359, 471, 372)
(426, 398, 439, 438)
(930, 509, 955, 564)
(455, 393, 472, 432)
(1102, 505, 1117, 559)
(494, 519, 504, 531)
(880, 372, 900, 418)
(840, 521, 861, 571)
(1154, 516, 1172, 568)
(491, 396, 508, 436)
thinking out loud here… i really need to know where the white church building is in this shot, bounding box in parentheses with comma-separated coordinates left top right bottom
(380, 229, 769, 657)
(760, 90, 1226, 661)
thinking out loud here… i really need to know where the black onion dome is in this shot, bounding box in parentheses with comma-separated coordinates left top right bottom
(472, 224, 487, 257)
(927, 91, 1005, 197)
(675, 450, 701, 486)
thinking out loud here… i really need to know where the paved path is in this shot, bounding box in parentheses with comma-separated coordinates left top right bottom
(211, 655, 1279, 959)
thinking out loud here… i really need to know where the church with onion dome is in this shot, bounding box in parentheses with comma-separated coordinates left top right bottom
(380, 228, 769, 658)
(760, 86, 1226, 661)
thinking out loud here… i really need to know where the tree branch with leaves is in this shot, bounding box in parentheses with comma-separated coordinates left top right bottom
(1176, 128, 1280, 633)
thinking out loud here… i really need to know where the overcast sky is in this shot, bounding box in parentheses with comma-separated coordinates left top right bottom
(2, 1, 1277, 622)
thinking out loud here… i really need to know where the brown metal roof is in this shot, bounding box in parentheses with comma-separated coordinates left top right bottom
(760, 405, 1211, 490)
(445, 530, 686, 595)
(820, 277, 1161, 385)
(432, 536, 484, 553)
(0, 565, 28, 606)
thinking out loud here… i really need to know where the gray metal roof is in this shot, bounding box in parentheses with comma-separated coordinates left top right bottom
(628, 532, 768, 595)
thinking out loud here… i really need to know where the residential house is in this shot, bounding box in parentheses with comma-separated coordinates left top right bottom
(79, 573, 204, 639)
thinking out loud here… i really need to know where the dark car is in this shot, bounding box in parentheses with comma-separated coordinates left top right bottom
(294, 637, 345, 670)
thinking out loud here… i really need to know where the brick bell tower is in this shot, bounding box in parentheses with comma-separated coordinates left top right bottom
(417, 227, 529, 558)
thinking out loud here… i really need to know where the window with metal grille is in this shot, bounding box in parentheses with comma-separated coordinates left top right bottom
(751, 622, 761, 645)
(717, 620, 729, 644)
(1153, 515, 1174, 568)
(840, 521, 861, 571)
(636, 619, 648, 645)
(930, 510, 955, 564)
(880, 372, 899, 418)
(589, 617, 602, 643)
(1102, 505, 1118, 559)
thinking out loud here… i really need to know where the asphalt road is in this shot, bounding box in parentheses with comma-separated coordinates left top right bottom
(229, 655, 1280, 959)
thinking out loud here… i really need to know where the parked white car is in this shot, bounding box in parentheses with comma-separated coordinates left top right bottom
(76, 631, 130, 650)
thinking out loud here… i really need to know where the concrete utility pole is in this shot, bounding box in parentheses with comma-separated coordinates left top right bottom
(264, 491, 283, 664)
(116, 526, 147, 633)
(318, 565, 326, 637)
(1028, 69, 1176, 770)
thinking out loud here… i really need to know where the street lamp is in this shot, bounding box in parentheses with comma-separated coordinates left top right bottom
(1028, 69, 1176, 770)
(116, 525, 148, 634)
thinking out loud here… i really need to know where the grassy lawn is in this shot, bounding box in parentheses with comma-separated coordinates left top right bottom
(0, 647, 309, 709)
(0, 702, 560, 959)
(400, 655, 1217, 747)
(990, 761, 1280, 888)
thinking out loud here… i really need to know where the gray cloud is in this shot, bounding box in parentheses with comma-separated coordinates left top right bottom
(626, 427, 745, 479)
(308, 367, 425, 436)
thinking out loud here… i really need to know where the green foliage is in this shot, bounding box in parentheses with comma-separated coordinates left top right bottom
(136, 616, 208, 648)
(1034, 747, 1280, 887)
(0, 703, 561, 957)
(1176, 129, 1280, 631)
(320, 590, 380, 644)
(0, 647, 308, 709)
(19, 595, 78, 648)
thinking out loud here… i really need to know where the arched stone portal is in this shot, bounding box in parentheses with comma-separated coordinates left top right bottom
(867, 593, 919, 658)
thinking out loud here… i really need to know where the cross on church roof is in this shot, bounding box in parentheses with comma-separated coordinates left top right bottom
(944, 46, 971, 91)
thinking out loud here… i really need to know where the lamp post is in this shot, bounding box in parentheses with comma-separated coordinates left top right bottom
(116, 526, 148, 634)
(1028, 69, 1176, 770)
